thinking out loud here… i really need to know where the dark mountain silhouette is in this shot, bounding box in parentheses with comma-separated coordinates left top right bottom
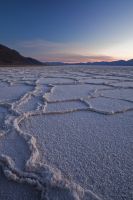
(0, 44, 43, 65)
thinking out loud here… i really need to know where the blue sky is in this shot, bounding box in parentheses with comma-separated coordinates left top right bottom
(1, 0, 133, 62)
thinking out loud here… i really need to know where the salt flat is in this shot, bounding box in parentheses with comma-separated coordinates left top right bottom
(0, 65, 133, 200)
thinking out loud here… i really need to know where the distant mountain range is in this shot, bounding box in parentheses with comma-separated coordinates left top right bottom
(79, 59, 133, 66)
(45, 59, 133, 66)
(0, 44, 133, 66)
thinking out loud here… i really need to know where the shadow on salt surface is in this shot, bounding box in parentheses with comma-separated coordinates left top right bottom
(0, 167, 40, 200)
(94, 75, 133, 81)
(16, 85, 49, 113)
(0, 83, 33, 102)
(39, 84, 50, 94)
(18, 95, 43, 113)
(88, 97, 133, 113)
(45, 100, 88, 112)
(0, 106, 8, 130)
(78, 77, 116, 84)
(100, 88, 133, 102)
(20, 111, 133, 200)
(66, 71, 94, 77)
(0, 131, 30, 170)
(38, 77, 75, 84)
(47, 84, 111, 101)
(109, 81, 133, 88)
(0, 81, 9, 87)
(47, 185, 99, 200)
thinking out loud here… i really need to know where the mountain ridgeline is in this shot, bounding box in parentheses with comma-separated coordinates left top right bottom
(0, 44, 43, 65)
(0, 44, 133, 66)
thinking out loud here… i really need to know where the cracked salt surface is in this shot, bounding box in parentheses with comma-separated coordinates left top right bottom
(100, 88, 133, 102)
(45, 100, 87, 112)
(0, 82, 33, 102)
(0, 65, 133, 200)
(20, 111, 133, 200)
(88, 97, 133, 113)
(46, 84, 111, 102)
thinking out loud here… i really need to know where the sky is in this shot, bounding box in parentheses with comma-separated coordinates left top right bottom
(1, 0, 133, 63)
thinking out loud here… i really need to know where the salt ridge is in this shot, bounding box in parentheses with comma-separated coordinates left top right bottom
(0, 66, 133, 199)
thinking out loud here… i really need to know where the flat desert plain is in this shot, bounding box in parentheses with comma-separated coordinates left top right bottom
(0, 65, 133, 200)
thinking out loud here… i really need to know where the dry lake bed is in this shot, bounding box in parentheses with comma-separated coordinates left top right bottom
(0, 65, 133, 200)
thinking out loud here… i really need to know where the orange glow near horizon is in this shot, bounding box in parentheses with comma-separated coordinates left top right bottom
(36, 54, 117, 63)
(17, 39, 133, 64)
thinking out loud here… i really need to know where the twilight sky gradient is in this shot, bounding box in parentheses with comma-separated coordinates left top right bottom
(1, 0, 133, 63)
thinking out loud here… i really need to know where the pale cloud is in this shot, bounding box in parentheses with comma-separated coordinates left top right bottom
(18, 39, 84, 54)
(37, 53, 115, 63)
(15, 39, 116, 63)
(98, 39, 133, 60)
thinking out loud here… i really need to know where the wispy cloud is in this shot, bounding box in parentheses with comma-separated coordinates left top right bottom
(37, 53, 115, 63)
(15, 39, 116, 63)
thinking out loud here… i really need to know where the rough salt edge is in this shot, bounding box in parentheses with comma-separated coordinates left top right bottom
(0, 81, 102, 200)
(1, 71, 132, 200)
(16, 83, 103, 199)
